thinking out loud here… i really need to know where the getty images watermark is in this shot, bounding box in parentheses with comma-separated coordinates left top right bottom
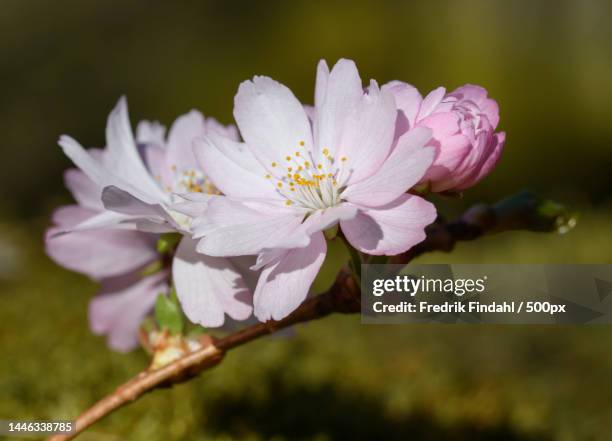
(361, 264, 612, 324)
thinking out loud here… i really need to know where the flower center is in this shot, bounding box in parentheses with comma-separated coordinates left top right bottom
(265, 141, 351, 211)
(158, 167, 220, 195)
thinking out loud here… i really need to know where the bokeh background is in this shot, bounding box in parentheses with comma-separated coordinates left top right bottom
(1, 1, 611, 440)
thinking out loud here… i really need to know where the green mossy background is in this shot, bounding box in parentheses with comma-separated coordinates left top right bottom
(1, 0, 612, 440)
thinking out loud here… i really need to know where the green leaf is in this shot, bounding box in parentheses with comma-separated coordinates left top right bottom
(311, 237, 350, 294)
(155, 292, 184, 335)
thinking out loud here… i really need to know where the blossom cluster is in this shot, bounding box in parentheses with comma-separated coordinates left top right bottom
(46, 59, 504, 351)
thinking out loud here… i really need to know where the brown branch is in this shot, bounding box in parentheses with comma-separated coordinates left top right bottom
(47, 191, 568, 441)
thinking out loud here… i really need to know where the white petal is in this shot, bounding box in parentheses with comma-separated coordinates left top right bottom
(166, 110, 207, 170)
(173, 238, 253, 327)
(89, 271, 167, 352)
(136, 120, 166, 146)
(342, 127, 434, 207)
(104, 97, 168, 202)
(313, 59, 363, 158)
(234, 76, 313, 167)
(336, 81, 398, 184)
(254, 232, 327, 321)
(64, 168, 103, 211)
(46, 207, 158, 280)
(340, 194, 437, 255)
(194, 197, 309, 256)
(194, 134, 280, 199)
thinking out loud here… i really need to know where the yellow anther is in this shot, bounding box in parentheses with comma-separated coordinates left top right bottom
(304, 161, 311, 168)
(171, 165, 177, 171)
(299, 140, 305, 146)
(317, 164, 323, 170)
(288, 167, 293, 172)
(297, 166, 303, 171)
(265, 174, 272, 179)
(277, 182, 283, 188)
(272, 162, 277, 167)
(287, 173, 292, 178)
(341, 156, 347, 162)
(286, 156, 292, 161)
(290, 188, 296, 192)
(293, 173, 301, 180)
(295, 151, 301, 156)
(285, 200, 293, 205)
(322, 148, 329, 156)
(327, 173, 333, 178)
(289, 182, 295, 186)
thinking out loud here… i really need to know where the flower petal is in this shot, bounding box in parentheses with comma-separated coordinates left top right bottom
(314, 59, 363, 158)
(342, 127, 434, 207)
(136, 120, 166, 146)
(234, 76, 313, 168)
(46, 206, 158, 279)
(89, 270, 167, 352)
(456, 132, 505, 190)
(194, 197, 309, 256)
(254, 232, 326, 321)
(173, 238, 253, 327)
(64, 169, 103, 211)
(418, 87, 446, 119)
(336, 81, 398, 184)
(194, 133, 280, 199)
(449, 84, 500, 128)
(340, 194, 436, 255)
(104, 96, 167, 201)
(385, 80, 423, 129)
(166, 110, 207, 171)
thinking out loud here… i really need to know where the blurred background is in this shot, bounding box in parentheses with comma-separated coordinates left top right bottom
(1, 0, 611, 440)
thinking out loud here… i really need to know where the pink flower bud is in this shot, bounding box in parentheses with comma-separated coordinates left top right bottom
(388, 81, 506, 193)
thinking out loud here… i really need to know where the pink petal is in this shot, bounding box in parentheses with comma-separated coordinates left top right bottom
(173, 238, 252, 327)
(419, 112, 460, 139)
(342, 127, 434, 207)
(418, 87, 446, 119)
(385, 80, 423, 129)
(46, 206, 158, 279)
(64, 169, 103, 211)
(254, 232, 327, 321)
(340, 194, 436, 255)
(449, 84, 500, 128)
(234, 76, 313, 168)
(89, 270, 168, 352)
(456, 131, 505, 190)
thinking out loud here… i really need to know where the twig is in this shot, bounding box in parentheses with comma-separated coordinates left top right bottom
(47, 191, 568, 441)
